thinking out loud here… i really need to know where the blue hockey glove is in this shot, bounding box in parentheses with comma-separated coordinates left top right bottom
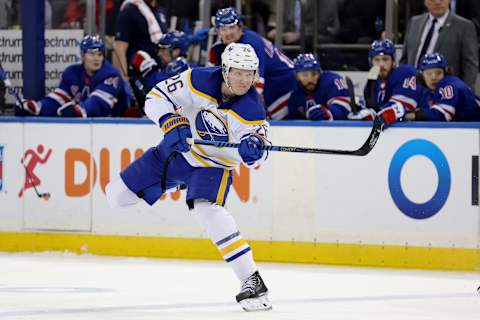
(307, 104, 332, 120)
(188, 28, 209, 43)
(160, 113, 192, 153)
(239, 134, 265, 165)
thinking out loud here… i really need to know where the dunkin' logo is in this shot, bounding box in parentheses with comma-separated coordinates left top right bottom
(64, 148, 250, 202)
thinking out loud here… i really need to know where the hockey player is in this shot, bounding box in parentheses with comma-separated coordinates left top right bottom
(287, 53, 351, 120)
(17, 35, 129, 117)
(208, 7, 296, 120)
(106, 43, 272, 312)
(405, 53, 480, 121)
(130, 50, 191, 92)
(156, 31, 190, 67)
(348, 39, 421, 125)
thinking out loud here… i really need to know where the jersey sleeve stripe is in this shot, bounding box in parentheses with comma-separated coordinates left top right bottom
(431, 104, 453, 121)
(390, 94, 417, 110)
(226, 109, 267, 125)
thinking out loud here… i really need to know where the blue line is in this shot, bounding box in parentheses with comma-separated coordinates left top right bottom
(225, 247, 251, 262)
(215, 231, 240, 246)
(1, 116, 480, 128)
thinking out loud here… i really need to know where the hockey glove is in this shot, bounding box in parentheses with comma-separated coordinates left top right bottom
(160, 113, 192, 153)
(239, 134, 265, 165)
(347, 108, 376, 121)
(131, 51, 158, 78)
(306, 104, 332, 121)
(188, 28, 209, 43)
(378, 101, 405, 126)
(19, 99, 41, 116)
(57, 101, 87, 117)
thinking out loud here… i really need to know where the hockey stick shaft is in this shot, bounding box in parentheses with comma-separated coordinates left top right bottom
(187, 116, 383, 156)
(345, 76, 359, 114)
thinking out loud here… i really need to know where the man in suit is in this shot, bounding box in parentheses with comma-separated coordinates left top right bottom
(400, 0, 478, 89)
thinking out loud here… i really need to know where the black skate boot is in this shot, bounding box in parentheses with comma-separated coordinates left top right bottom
(235, 271, 272, 311)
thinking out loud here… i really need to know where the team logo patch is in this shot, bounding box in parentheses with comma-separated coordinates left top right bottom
(195, 109, 228, 142)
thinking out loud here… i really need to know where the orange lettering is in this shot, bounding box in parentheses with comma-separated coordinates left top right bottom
(65, 148, 97, 197)
(99, 148, 109, 193)
(232, 164, 249, 202)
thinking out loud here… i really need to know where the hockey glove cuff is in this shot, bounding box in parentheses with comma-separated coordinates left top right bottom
(131, 50, 158, 78)
(160, 113, 192, 153)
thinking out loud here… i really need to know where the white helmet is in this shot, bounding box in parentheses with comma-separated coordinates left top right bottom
(221, 43, 259, 87)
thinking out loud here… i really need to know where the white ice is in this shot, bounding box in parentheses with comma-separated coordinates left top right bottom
(0, 253, 478, 320)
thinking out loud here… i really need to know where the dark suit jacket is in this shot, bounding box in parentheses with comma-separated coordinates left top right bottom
(400, 12, 478, 89)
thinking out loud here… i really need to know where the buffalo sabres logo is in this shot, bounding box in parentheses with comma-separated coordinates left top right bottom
(195, 109, 229, 142)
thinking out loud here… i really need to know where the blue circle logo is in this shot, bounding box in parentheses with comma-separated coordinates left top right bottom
(388, 139, 451, 219)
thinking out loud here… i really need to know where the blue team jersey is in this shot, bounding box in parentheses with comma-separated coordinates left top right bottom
(209, 30, 296, 119)
(418, 75, 480, 121)
(40, 61, 128, 117)
(364, 64, 420, 112)
(287, 71, 351, 120)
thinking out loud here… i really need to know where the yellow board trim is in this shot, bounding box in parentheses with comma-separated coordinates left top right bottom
(226, 109, 266, 125)
(187, 69, 219, 105)
(219, 239, 248, 256)
(215, 169, 230, 205)
(0, 232, 479, 271)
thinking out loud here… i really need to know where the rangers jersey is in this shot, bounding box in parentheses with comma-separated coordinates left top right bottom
(364, 64, 421, 113)
(144, 66, 270, 169)
(40, 60, 128, 117)
(287, 71, 351, 120)
(418, 75, 480, 121)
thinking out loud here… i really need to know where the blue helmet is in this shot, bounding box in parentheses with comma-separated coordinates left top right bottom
(369, 39, 395, 58)
(293, 53, 321, 73)
(165, 57, 190, 77)
(80, 35, 105, 54)
(157, 31, 190, 56)
(419, 52, 447, 71)
(214, 7, 241, 28)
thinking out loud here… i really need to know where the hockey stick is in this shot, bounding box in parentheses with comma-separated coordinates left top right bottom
(187, 116, 383, 156)
(345, 76, 359, 114)
(365, 65, 380, 111)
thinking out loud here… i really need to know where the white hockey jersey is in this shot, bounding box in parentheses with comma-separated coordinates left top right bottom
(144, 66, 270, 169)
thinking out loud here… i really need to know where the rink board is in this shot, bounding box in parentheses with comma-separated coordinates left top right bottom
(0, 118, 479, 271)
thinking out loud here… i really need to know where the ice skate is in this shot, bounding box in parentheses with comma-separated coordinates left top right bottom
(235, 271, 272, 312)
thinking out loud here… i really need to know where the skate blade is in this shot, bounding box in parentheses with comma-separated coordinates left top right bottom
(239, 294, 272, 312)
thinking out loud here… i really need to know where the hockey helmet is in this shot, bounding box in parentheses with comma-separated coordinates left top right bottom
(369, 39, 395, 59)
(419, 52, 447, 71)
(293, 53, 321, 73)
(80, 35, 105, 54)
(165, 57, 190, 77)
(157, 31, 190, 56)
(214, 7, 242, 28)
(221, 43, 259, 85)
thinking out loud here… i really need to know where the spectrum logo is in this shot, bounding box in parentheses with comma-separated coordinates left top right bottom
(388, 139, 451, 219)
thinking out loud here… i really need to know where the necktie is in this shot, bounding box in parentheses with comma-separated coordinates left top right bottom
(417, 18, 437, 67)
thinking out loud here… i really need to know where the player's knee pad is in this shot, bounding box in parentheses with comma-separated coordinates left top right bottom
(192, 199, 237, 241)
(105, 175, 140, 208)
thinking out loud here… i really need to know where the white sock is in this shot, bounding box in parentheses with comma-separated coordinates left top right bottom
(193, 200, 257, 281)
